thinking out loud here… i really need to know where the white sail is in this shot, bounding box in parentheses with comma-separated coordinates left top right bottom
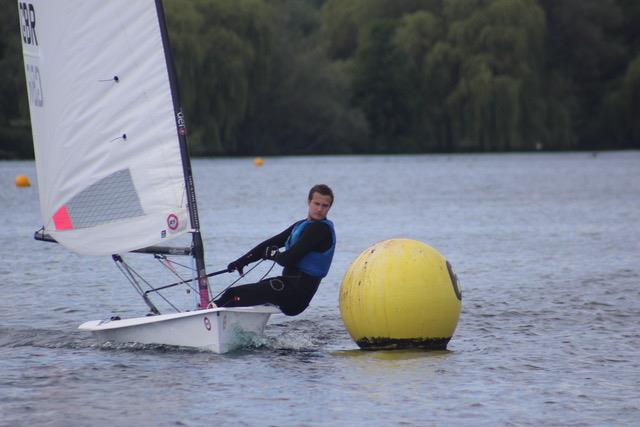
(19, 0, 190, 255)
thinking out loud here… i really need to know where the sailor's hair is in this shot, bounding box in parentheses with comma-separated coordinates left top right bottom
(308, 184, 334, 206)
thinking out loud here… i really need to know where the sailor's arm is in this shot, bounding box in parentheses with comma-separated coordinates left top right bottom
(272, 221, 332, 268)
(230, 222, 297, 268)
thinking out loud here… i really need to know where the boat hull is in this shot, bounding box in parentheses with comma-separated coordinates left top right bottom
(79, 306, 279, 353)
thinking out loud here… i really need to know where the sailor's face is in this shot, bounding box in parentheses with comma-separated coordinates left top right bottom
(307, 192, 332, 221)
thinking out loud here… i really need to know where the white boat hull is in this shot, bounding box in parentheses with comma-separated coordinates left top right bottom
(79, 306, 280, 353)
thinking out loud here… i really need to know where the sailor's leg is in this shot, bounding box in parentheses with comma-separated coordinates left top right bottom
(214, 277, 286, 308)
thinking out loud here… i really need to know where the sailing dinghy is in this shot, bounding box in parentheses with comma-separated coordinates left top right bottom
(18, 0, 278, 353)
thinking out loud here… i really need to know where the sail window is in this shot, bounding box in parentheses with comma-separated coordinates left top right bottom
(53, 169, 144, 230)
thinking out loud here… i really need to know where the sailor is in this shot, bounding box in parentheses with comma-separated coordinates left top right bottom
(214, 184, 336, 316)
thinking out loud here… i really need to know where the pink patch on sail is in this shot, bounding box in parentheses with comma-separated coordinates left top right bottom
(52, 206, 74, 230)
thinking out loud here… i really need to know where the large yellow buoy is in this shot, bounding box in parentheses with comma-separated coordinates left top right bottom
(15, 175, 31, 187)
(339, 239, 462, 350)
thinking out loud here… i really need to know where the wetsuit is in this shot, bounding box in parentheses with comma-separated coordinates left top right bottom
(214, 219, 336, 316)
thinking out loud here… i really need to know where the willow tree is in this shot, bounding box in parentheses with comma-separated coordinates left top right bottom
(165, 0, 274, 155)
(324, 0, 549, 152)
(444, 0, 546, 151)
(236, 0, 368, 155)
(322, 0, 440, 61)
(393, 10, 454, 151)
(540, 0, 626, 149)
(351, 21, 414, 152)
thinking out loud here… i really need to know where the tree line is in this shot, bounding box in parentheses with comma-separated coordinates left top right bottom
(1, 0, 639, 158)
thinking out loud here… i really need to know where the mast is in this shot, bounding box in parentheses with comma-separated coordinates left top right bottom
(155, 0, 210, 309)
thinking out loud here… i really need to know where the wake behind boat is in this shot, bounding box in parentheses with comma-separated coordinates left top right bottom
(18, 0, 278, 353)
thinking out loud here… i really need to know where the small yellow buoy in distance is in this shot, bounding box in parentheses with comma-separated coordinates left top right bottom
(339, 239, 462, 350)
(254, 157, 264, 167)
(15, 175, 31, 187)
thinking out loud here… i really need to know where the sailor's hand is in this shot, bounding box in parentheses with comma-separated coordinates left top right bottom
(227, 260, 245, 275)
(264, 246, 279, 260)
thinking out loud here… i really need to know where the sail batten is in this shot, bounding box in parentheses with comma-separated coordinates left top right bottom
(19, 0, 190, 256)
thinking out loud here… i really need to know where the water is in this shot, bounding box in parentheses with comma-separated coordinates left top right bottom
(1, 152, 639, 426)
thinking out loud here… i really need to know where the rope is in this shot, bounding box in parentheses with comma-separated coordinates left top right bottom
(155, 255, 198, 295)
(114, 254, 279, 312)
(113, 255, 180, 313)
(153, 254, 195, 272)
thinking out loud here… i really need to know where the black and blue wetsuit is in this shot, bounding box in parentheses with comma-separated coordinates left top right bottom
(214, 219, 336, 316)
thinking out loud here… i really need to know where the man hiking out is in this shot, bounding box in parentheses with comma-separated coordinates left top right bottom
(214, 184, 336, 316)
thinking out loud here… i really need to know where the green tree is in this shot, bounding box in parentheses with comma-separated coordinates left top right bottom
(237, 0, 368, 154)
(165, 0, 274, 155)
(394, 10, 453, 150)
(321, 0, 360, 60)
(352, 21, 413, 152)
(445, 0, 546, 151)
(321, 0, 440, 60)
(540, 0, 626, 149)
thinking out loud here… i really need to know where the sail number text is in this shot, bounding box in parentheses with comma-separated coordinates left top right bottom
(26, 63, 44, 107)
(19, 2, 38, 46)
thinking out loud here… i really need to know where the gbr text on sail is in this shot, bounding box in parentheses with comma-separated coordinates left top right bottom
(18, 2, 43, 108)
(19, 2, 38, 46)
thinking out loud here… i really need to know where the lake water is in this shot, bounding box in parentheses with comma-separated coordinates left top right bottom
(1, 152, 639, 426)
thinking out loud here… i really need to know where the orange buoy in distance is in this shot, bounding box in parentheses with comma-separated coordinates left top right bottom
(15, 175, 31, 187)
(254, 157, 264, 167)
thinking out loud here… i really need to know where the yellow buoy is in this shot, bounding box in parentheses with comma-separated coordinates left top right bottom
(15, 175, 31, 187)
(254, 157, 264, 167)
(339, 239, 462, 350)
